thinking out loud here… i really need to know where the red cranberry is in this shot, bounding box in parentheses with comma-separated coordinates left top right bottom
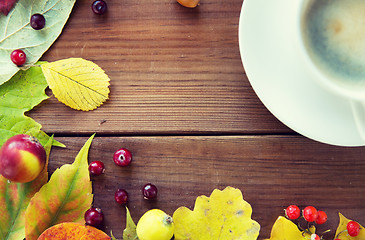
(285, 205, 300, 220)
(303, 206, 318, 222)
(30, 14, 46, 30)
(92, 0, 107, 15)
(10, 49, 26, 66)
(88, 161, 105, 176)
(142, 183, 158, 200)
(84, 207, 104, 227)
(113, 148, 132, 167)
(114, 188, 128, 205)
(347, 221, 360, 237)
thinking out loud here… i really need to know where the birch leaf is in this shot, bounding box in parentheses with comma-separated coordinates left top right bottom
(0, 136, 53, 240)
(0, 0, 76, 85)
(41, 58, 110, 111)
(24, 135, 95, 240)
(173, 186, 260, 240)
(0, 65, 63, 148)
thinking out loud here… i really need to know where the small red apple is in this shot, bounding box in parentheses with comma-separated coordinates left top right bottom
(0, 134, 46, 183)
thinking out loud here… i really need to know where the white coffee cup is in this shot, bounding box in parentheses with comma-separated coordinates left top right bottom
(297, 0, 365, 140)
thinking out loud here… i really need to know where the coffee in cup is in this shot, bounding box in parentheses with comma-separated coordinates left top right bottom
(300, 0, 365, 93)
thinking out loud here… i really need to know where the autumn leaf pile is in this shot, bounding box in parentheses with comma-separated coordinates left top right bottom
(1, 1, 364, 240)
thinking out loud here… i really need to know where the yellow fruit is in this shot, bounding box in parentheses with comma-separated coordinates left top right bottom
(136, 209, 174, 240)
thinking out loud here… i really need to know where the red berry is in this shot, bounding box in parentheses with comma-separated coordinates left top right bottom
(88, 160, 105, 176)
(311, 234, 320, 240)
(285, 205, 300, 220)
(315, 210, 327, 225)
(113, 148, 132, 167)
(303, 206, 318, 222)
(347, 221, 360, 237)
(30, 13, 45, 30)
(142, 183, 158, 199)
(92, 0, 107, 15)
(10, 49, 26, 66)
(84, 207, 104, 227)
(114, 188, 128, 205)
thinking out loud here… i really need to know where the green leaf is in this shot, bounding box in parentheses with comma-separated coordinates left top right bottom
(0, 0, 76, 84)
(24, 135, 95, 240)
(123, 207, 139, 240)
(0, 65, 64, 147)
(0, 136, 53, 240)
(111, 231, 117, 240)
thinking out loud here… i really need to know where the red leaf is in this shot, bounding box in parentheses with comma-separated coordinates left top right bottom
(0, 0, 18, 15)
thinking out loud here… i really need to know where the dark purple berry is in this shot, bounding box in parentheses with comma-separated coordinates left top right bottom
(30, 14, 46, 30)
(114, 189, 128, 205)
(142, 183, 158, 200)
(84, 207, 104, 227)
(88, 160, 105, 176)
(10, 49, 26, 66)
(113, 148, 132, 167)
(92, 0, 107, 15)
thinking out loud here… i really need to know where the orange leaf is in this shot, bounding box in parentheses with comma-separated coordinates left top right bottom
(25, 135, 94, 240)
(37, 222, 110, 240)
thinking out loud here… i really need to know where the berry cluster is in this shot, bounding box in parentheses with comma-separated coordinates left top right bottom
(285, 205, 327, 240)
(85, 147, 159, 228)
(285, 205, 327, 225)
(285, 205, 362, 240)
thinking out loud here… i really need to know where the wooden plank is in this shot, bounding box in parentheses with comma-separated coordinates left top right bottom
(28, 0, 290, 134)
(49, 135, 365, 239)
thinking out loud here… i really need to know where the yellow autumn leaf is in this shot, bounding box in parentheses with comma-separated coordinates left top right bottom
(334, 213, 365, 240)
(173, 186, 260, 240)
(265, 216, 314, 240)
(41, 58, 110, 111)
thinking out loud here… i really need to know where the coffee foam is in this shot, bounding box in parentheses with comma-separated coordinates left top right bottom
(302, 0, 365, 89)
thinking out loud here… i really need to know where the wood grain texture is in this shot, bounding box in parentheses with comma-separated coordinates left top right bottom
(28, 0, 290, 135)
(50, 136, 365, 239)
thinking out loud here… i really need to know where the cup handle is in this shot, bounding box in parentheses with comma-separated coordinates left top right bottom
(350, 100, 365, 141)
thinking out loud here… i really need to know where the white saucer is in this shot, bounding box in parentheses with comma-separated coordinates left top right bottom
(238, 0, 365, 147)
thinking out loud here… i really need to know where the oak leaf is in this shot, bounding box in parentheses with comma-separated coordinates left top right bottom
(37, 222, 110, 240)
(0, 136, 53, 240)
(41, 58, 110, 111)
(334, 213, 365, 240)
(25, 135, 95, 240)
(173, 186, 260, 240)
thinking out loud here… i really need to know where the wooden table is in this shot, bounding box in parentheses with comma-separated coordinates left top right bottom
(28, 0, 365, 239)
